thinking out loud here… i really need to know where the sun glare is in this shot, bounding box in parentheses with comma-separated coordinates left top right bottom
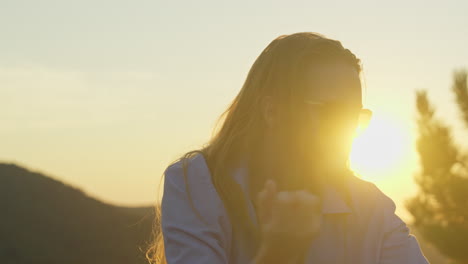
(349, 113, 411, 181)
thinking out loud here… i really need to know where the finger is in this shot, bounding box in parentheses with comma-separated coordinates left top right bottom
(273, 191, 298, 231)
(257, 179, 275, 206)
(294, 191, 322, 233)
(294, 191, 320, 217)
(265, 179, 277, 200)
(257, 179, 277, 223)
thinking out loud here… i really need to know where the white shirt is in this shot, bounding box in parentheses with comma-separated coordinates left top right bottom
(161, 153, 430, 263)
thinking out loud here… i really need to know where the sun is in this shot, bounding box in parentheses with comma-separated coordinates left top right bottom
(349, 113, 411, 181)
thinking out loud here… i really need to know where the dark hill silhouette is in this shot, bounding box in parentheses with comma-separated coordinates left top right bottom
(0, 162, 155, 264)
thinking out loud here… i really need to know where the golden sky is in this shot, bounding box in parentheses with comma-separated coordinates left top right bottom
(1, 0, 467, 220)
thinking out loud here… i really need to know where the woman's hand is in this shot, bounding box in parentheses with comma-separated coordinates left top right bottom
(253, 180, 322, 264)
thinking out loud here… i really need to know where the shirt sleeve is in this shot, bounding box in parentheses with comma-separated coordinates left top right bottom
(161, 158, 232, 264)
(378, 191, 430, 264)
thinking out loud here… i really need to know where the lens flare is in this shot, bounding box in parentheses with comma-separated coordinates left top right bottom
(350, 113, 410, 181)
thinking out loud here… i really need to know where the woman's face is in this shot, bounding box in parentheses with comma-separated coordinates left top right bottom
(300, 61, 362, 173)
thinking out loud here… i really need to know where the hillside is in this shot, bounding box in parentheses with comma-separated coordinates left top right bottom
(0, 163, 155, 264)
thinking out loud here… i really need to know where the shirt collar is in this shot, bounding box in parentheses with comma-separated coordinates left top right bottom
(321, 183, 352, 214)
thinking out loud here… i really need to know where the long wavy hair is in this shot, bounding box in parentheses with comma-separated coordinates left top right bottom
(146, 32, 363, 263)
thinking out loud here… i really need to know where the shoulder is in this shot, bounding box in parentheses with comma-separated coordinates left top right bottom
(348, 174, 395, 207)
(163, 152, 214, 193)
(162, 152, 230, 226)
(161, 152, 235, 262)
(347, 177, 429, 263)
(347, 174, 400, 228)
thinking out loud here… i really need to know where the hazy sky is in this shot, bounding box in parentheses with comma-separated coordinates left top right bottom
(1, 0, 467, 219)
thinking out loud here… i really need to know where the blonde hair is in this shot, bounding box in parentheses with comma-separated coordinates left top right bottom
(146, 32, 362, 263)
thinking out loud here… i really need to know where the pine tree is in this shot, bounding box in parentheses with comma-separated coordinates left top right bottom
(406, 69, 468, 264)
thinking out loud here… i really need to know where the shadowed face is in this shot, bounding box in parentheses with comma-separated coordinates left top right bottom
(260, 61, 363, 189)
(300, 61, 362, 175)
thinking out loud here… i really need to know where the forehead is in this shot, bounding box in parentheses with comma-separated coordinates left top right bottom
(304, 62, 362, 105)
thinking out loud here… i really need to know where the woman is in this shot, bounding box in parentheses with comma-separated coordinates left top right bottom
(147, 32, 429, 264)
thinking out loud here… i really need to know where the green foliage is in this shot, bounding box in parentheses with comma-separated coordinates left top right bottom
(407, 69, 468, 264)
